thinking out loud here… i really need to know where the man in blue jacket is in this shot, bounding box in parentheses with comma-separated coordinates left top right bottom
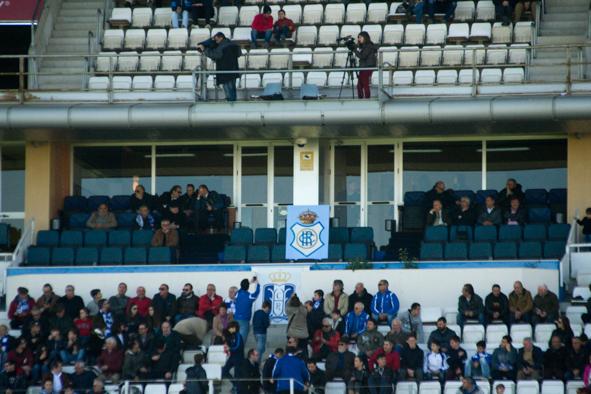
(234, 277, 260, 343)
(170, 0, 192, 28)
(272, 346, 310, 394)
(344, 302, 369, 341)
(371, 279, 400, 326)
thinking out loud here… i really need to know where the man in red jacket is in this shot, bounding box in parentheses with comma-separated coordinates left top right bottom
(126, 286, 152, 317)
(312, 317, 341, 359)
(273, 9, 296, 44)
(368, 340, 401, 374)
(197, 283, 223, 327)
(250, 5, 273, 48)
(8, 287, 36, 329)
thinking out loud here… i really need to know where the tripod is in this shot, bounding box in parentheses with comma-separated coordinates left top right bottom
(338, 50, 359, 99)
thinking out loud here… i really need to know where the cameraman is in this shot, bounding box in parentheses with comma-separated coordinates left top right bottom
(197, 32, 242, 102)
(348, 32, 377, 99)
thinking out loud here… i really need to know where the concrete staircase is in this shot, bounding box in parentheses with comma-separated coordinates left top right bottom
(37, 0, 104, 90)
(529, 0, 590, 82)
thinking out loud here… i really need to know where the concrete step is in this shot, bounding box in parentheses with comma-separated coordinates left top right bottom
(46, 44, 90, 53)
(545, 0, 589, 6)
(540, 21, 589, 29)
(40, 59, 87, 69)
(539, 28, 588, 36)
(543, 13, 589, 22)
(535, 49, 581, 59)
(47, 37, 89, 45)
(60, 2, 104, 8)
(545, 5, 589, 12)
(52, 29, 97, 38)
(56, 16, 97, 24)
(59, 9, 102, 17)
(37, 74, 86, 87)
(54, 21, 101, 30)
(536, 35, 588, 44)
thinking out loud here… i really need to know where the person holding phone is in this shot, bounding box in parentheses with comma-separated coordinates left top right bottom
(234, 277, 260, 343)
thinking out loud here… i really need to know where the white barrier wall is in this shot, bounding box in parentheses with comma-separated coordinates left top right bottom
(5, 262, 559, 310)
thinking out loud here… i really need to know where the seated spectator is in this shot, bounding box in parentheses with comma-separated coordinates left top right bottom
(136, 323, 154, 353)
(175, 283, 199, 323)
(190, 0, 214, 28)
(368, 340, 400, 375)
(551, 316, 574, 348)
(385, 319, 410, 351)
(108, 282, 129, 322)
(22, 307, 48, 339)
(59, 285, 85, 321)
(185, 353, 208, 394)
(426, 199, 451, 227)
(368, 354, 394, 394)
(425, 181, 457, 210)
(331, 311, 345, 337)
(170, 0, 191, 28)
(423, 340, 448, 384)
(212, 303, 232, 345)
(273, 10, 295, 44)
(498, 178, 525, 209)
(151, 218, 179, 248)
(504, 197, 527, 225)
(49, 306, 73, 337)
(452, 196, 477, 227)
(8, 287, 35, 329)
(349, 355, 369, 393)
(398, 303, 424, 343)
(584, 355, 591, 387)
(126, 303, 146, 335)
(130, 184, 152, 213)
(457, 283, 485, 326)
(566, 337, 587, 380)
(477, 195, 502, 226)
(195, 184, 225, 231)
(532, 284, 559, 325)
(324, 279, 349, 318)
(36, 283, 59, 317)
(357, 319, 384, 358)
(425, 0, 456, 22)
(149, 339, 178, 381)
(40, 378, 54, 394)
(465, 340, 492, 379)
(491, 335, 518, 380)
(544, 335, 568, 380)
(159, 185, 182, 213)
(307, 290, 326, 338)
(162, 201, 186, 229)
(508, 281, 533, 324)
(69, 361, 95, 393)
(0, 359, 27, 392)
(307, 359, 326, 393)
(513, 0, 537, 23)
(485, 284, 509, 325)
(97, 337, 123, 383)
(42, 360, 70, 393)
(60, 329, 84, 365)
(86, 203, 117, 230)
(371, 279, 400, 326)
(428, 317, 456, 353)
(312, 317, 340, 359)
(326, 340, 355, 382)
(399, 334, 424, 381)
(152, 284, 176, 323)
(344, 302, 370, 341)
(134, 204, 155, 231)
(86, 289, 102, 317)
(446, 335, 467, 380)
(250, 5, 274, 48)
(577, 208, 591, 243)
(349, 282, 373, 314)
(127, 286, 152, 317)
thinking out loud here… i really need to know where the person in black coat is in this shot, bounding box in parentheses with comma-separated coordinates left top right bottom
(425, 181, 457, 210)
(504, 197, 527, 225)
(516, 338, 543, 380)
(349, 283, 373, 314)
(326, 340, 355, 382)
(185, 353, 208, 394)
(130, 185, 153, 212)
(566, 337, 588, 380)
(306, 291, 326, 340)
(262, 348, 283, 394)
(307, 359, 327, 394)
(198, 32, 242, 102)
(368, 354, 394, 394)
(452, 197, 477, 226)
(152, 285, 177, 323)
(150, 339, 179, 381)
(497, 179, 525, 210)
(58, 286, 85, 321)
(484, 284, 509, 325)
(477, 196, 503, 226)
(194, 184, 225, 231)
(237, 349, 261, 394)
(426, 199, 452, 227)
(69, 361, 96, 393)
(543, 335, 568, 380)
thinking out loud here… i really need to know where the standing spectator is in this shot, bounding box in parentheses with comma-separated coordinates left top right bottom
(508, 281, 533, 324)
(577, 208, 591, 243)
(398, 303, 425, 343)
(368, 353, 394, 394)
(198, 32, 242, 102)
(385, 319, 409, 351)
(253, 300, 271, 363)
(465, 341, 492, 379)
(86, 289, 102, 317)
(326, 340, 356, 382)
(325, 280, 349, 318)
(504, 197, 527, 226)
(566, 337, 587, 380)
(452, 196, 477, 226)
(94, 300, 114, 338)
(221, 321, 244, 389)
(237, 349, 261, 394)
(307, 290, 326, 338)
(150, 339, 178, 381)
(344, 302, 370, 341)
(312, 317, 341, 359)
(399, 334, 424, 381)
(271, 346, 310, 394)
(176, 283, 199, 323)
(194, 184, 225, 231)
(170, 0, 191, 28)
(58, 285, 85, 321)
(152, 284, 176, 323)
(286, 294, 309, 354)
(86, 203, 117, 229)
(97, 337, 123, 383)
(446, 335, 467, 380)
(273, 10, 295, 44)
(8, 287, 35, 329)
(371, 279, 400, 326)
(425, 181, 457, 210)
(532, 284, 559, 325)
(130, 185, 152, 212)
(134, 205, 155, 231)
(307, 359, 326, 394)
(491, 335, 518, 380)
(198, 283, 223, 326)
(544, 335, 568, 380)
(127, 287, 152, 317)
(485, 284, 509, 325)
(457, 283, 485, 326)
(427, 199, 451, 226)
(262, 348, 283, 394)
(498, 178, 525, 209)
(122, 340, 148, 382)
(352, 31, 377, 99)
(477, 196, 502, 226)
(108, 282, 130, 322)
(349, 282, 373, 314)
(427, 317, 457, 353)
(185, 353, 208, 394)
(357, 319, 385, 358)
(250, 5, 273, 48)
(36, 283, 60, 317)
(212, 303, 232, 345)
(234, 277, 260, 342)
(350, 355, 369, 393)
(423, 340, 448, 384)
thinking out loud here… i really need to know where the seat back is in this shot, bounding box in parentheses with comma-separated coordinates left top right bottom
(474, 226, 497, 242)
(84, 230, 108, 247)
(420, 242, 443, 260)
(124, 247, 147, 265)
(223, 245, 246, 263)
(87, 195, 110, 212)
(469, 242, 492, 260)
(444, 242, 468, 260)
(99, 247, 123, 265)
(343, 243, 368, 261)
(37, 230, 60, 247)
(523, 224, 547, 241)
(148, 247, 172, 264)
(132, 230, 154, 247)
(494, 241, 517, 259)
(329, 227, 349, 244)
(518, 241, 542, 259)
(350, 227, 374, 244)
(230, 228, 253, 245)
(60, 230, 84, 247)
(109, 230, 131, 246)
(254, 228, 277, 245)
(75, 248, 99, 266)
(498, 225, 522, 241)
(52, 247, 75, 266)
(247, 245, 270, 263)
(424, 226, 448, 242)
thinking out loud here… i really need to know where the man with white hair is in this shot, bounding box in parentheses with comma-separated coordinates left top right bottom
(344, 302, 369, 341)
(97, 337, 123, 383)
(532, 284, 559, 325)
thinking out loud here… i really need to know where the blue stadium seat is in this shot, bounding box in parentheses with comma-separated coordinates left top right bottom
(87, 195, 110, 212)
(329, 227, 349, 244)
(84, 230, 108, 247)
(549, 188, 567, 204)
(132, 230, 154, 247)
(474, 226, 497, 242)
(109, 230, 131, 247)
(476, 190, 498, 206)
(248, 245, 270, 263)
(404, 191, 426, 206)
(401, 206, 426, 232)
(454, 190, 476, 203)
(344, 243, 368, 261)
(60, 230, 83, 247)
(36, 230, 60, 247)
(230, 228, 253, 246)
(493, 241, 517, 259)
(99, 247, 123, 265)
(0, 224, 9, 249)
(350, 227, 374, 244)
(528, 207, 551, 224)
(75, 247, 99, 266)
(223, 245, 246, 263)
(148, 247, 173, 264)
(518, 241, 542, 259)
(523, 224, 547, 242)
(327, 244, 343, 262)
(420, 242, 443, 260)
(68, 213, 90, 229)
(110, 195, 131, 212)
(424, 226, 448, 242)
(63, 196, 88, 212)
(444, 242, 468, 260)
(254, 228, 277, 245)
(51, 247, 75, 266)
(27, 247, 51, 266)
(548, 223, 570, 241)
(271, 245, 287, 262)
(124, 247, 147, 265)
(544, 241, 566, 259)
(116, 212, 136, 229)
(524, 189, 548, 207)
(449, 225, 473, 241)
(498, 225, 522, 241)
(469, 242, 492, 260)
(278, 228, 286, 244)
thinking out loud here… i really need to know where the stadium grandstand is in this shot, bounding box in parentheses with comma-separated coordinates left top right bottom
(1, 0, 591, 391)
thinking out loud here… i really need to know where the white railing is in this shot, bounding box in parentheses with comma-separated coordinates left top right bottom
(0, 219, 34, 297)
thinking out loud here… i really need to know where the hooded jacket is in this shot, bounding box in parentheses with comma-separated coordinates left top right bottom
(371, 290, 400, 316)
(204, 38, 242, 84)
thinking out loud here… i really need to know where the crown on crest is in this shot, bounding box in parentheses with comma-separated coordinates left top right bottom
(299, 210, 317, 224)
(269, 272, 292, 283)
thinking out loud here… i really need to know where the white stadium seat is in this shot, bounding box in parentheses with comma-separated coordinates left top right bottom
(96, 52, 117, 73)
(340, 25, 362, 40)
(442, 45, 464, 66)
(542, 380, 565, 394)
(454, 1, 475, 21)
(145, 29, 167, 50)
(388, 2, 406, 20)
(445, 381, 463, 394)
(132, 76, 153, 90)
(514, 22, 534, 43)
(405, 24, 426, 45)
(420, 46, 442, 66)
(132, 7, 152, 28)
(333, 47, 350, 67)
(509, 44, 529, 64)
(362, 25, 383, 44)
(486, 324, 508, 345)
(510, 324, 533, 343)
(464, 44, 486, 65)
(217, 6, 239, 26)
(383, 24, 404, 45)
(458, 69, 479, 84)
(318, 25, 339, 46)
(426, 24, 447, 45)
(168, 384, 184, 394)
(284, 71, 304, 88)
(144, 383, 167, 394)
(154, 75, 176, 90)
(571, 323, 583, 336)
(398, 382, 419, 394)
(232, 27, 252, 42)
(420, 381, 442, 394)
(393, 71, 413, 85)
(202, 363, 222, 379)
(414, 70, 435, 85)
(494, 381, 515, 394)
(210, 27, 231, 39)
(492, 22, 513, 44)
(103, 30, 124, 51)
(346, 3, 367, 24)
(124, 29, 146, 51)
(139, 51, 161, 72)
(476, 1, 496, 21)
(240, 73, 260, 89)
(313, 47, 334, 68)
(284, 5, 303, 24)
(470, 22, 492, 42)
(503, 68, 525, 83)
(399, 46, 419, 68)
(239, 6, 259, 26)
(325, 4, 345, 24)
(153, 7, 172, 27)
(303, 4, 323, 24)
(184, 50, 202, 71)
(379, 46, 398, 67)
(307, 71, 327, 87)
(270, 48, 291, 69)
(566, 381, 584, 394)
(573, 286, 591, 300)
(326, 381, 347, 394)
(371, 71, 391, 86)
(118, 52, 139, 72)
(175, 363, 192, 382)
(447, 23, 470, 43)
(262, 72, 283, 87)
(421, 307, 443, 324)
(190, 28, 211, 47)
(292, 47, 313, 66)
(517, 380, 539, 394)
(88, 76, 109, 90)
(463, 324, 485, 344)
(437, 70, 458, 84)
(367, 3, 388, 23)
(296, 26, 318, 46)
(486, 44, 508, 65)
(247, 49, 269, 70)
(567, 306, 586, 325)
(109, 8, 132, 27)
(328, 71, 354, 87)
(161, 50, 183, 71)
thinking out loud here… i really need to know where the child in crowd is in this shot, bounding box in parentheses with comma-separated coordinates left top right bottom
(424, 340, 448, 383)
(465, 340, 492, 379)
(74, 308, 93, 347)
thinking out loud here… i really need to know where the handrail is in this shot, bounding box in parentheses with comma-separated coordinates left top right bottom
(88, 31, 95, 73)
(96, 9, 104, 48)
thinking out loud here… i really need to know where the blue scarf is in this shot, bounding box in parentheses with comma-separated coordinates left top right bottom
(136, 214, 155, 229)
(101, 311, 113, 337)
(16, 297, 30, 315)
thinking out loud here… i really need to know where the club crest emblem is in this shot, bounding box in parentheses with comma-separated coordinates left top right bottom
(290, 210, 325, 257)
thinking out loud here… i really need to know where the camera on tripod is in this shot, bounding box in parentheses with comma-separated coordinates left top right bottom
(336, 35, 356, 51)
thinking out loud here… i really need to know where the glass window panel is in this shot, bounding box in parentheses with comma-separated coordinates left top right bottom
(368, 145, 394, 201)
(274, 146, 293, 205)
(241, 207, 267, 230)
(403, 141, 482, 193)
(273, 208, 288, 230)
(1, 145, 25, 212)
(73, 146, 151, 196)
(486, 139, 567, 190)
(156, 145, 233, 199)
(368, 204, 394, 248)
(334, 146, 361, 202)
(241, 147, 268, 204)
(334, 205, 360, 228)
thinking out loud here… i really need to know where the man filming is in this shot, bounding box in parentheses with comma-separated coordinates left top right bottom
(197, 32, 242, 102)
(347, 32, 377, 99)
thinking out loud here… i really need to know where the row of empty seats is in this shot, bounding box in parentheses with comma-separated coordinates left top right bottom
(26, 246, 174, 266)
(36, 229, 156, 247)
(223, 242, 370, 263)
(420, 239, 566, 260)
(89, 74, 195, 90)
(424, 224, 571, 243)
(229, 226, 374, 245)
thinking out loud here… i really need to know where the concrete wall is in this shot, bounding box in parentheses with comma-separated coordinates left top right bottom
(568, 134, 591, 221)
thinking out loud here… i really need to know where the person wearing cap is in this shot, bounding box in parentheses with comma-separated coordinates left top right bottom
(8, 287, 36, 329)
(250, 5, 274, 48)
(198, 32, 242, 102)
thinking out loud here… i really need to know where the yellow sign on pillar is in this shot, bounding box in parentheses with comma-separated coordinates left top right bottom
(300, 151, 314, 171)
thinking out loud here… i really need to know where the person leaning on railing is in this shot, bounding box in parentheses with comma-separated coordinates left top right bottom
(198, 32, 242, 102)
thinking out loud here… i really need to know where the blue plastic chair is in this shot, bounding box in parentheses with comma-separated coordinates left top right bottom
(350, 227, 374, 244)
(110, 195, 131, 212)
(278, 228, 287, 244)
(132, 230, 154, 247)
(454, 190, 476, 203)
(548, 188, 567, 204)
(493, 241, 517, 259)
(329, 227, 350, 244)
(68, 213, 90, 229)
(116, 212, 136, 229)
(544, 241, 566, 259)
(469, 242, 492, 260)
(424, 226, 448, 242)
(84, 230, 108, 247)
(449, 225, 473, 241)
(230, 228, 253, 246)
(444, 242, 468, 260)
(344, 243, 368, 260)
(60, 230, 84, 247)
(404, 192, 426, 206)
(148, 247, 172, 264)
(524, 189, 548, 207)
(223, 245, 247, 263)
(523, 224, 547, 242)
(109, 230, 131, 247)
(548, 224, 571, 241)
(75, 248, 99, 266)
(271, 245, 287, 262)
(63, 196, 88, 212)
(99, 247, 123, 265)
(528, 207, 551, 224)
(327, 244, 343, 261)
(420, 242, 443, 260)
(27, 247, 51, 266)
(87, 195, 110, 212)
(51, 247, 75, 266)
(474, 226, 498, 242)
(124, 247, 147, 265)
(0, 223, 8, 249)
(518, 241, 542, 259)
(498, 225, 522, 241)
(248, 245, 271, 263)
(37, 230, 60, 247)
(254, 228, 277, 245)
